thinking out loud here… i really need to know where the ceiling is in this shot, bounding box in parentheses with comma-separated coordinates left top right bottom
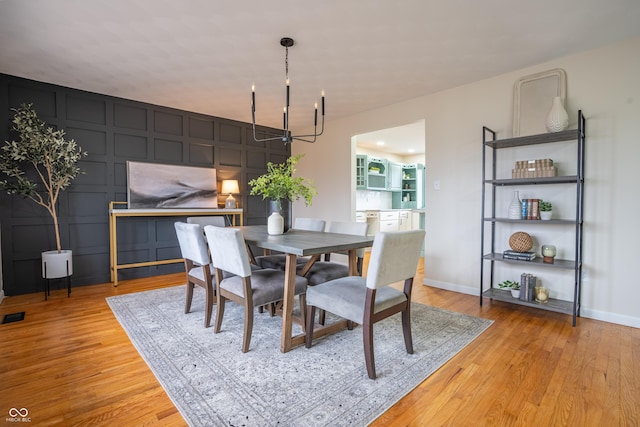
(1, 0, 640, 153)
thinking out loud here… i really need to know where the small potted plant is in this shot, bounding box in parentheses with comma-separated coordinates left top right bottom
(248, 154, 317, 234)
(0, 103, 87, 282)
(539, 200, 552, 220)
(497, 280, 518, 291)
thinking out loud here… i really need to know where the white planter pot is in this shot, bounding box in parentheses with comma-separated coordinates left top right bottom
(510, 289, 521, 298)
(267, 212, 284, 235)
(42, 250, 73, 279)
(540, 211, 552, 220)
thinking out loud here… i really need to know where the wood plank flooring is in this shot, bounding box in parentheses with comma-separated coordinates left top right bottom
(0, 259, 638, 426)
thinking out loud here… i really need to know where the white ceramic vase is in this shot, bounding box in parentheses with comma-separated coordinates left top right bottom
(545, 96, 569, 133)
(42, 249, 73, 279)
(267, 211, 284, 235)
(508, 190, 522, 219)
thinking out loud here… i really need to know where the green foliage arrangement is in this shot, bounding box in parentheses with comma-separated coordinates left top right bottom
(497, 280, 520, 290)
(248, 154, 317, 210)
(539, 201, 552, 211)
(0, 103, 87, 253)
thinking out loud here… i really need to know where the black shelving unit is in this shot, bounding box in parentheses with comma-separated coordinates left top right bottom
(480, 111, 585, 326)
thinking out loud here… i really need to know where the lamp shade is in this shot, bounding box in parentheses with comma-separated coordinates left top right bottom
(221, 180, 240, 195)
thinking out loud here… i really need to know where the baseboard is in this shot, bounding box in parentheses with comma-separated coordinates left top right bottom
(422, 278, 640, 329)
(422, 278, 477, 296)
(0, 289, 5, 305)
(580, 307, 640, 329)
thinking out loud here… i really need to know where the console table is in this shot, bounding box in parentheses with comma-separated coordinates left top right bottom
(108, 201, 243, 286)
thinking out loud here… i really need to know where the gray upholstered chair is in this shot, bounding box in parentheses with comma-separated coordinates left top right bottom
(305, 229, 425, 379)
(204, 225, 308, 352)
(186, 215, 226, 230)
(174, 221, 216, 327)
(298, 221, 369, 283)
(255, 217, 326, 269)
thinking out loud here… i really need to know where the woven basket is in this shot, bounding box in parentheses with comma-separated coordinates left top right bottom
(509, 232, 533, 252)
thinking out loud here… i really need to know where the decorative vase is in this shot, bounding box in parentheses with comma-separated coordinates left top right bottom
(545, 96, 569, 133)
(267, 211, 284, 235)
(42, 250, 73, 279)
(508, 191, 522, 219)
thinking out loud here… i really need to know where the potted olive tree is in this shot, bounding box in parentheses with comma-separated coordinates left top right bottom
(248, 154, 317, 234)
(0, 104, 87, 281)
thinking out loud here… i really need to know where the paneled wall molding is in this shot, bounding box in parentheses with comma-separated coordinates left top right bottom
(0, 73, 290, 296)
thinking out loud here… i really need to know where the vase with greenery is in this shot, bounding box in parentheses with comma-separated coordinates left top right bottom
(0, 104, 87, 278)
(248, 154, 317, 234)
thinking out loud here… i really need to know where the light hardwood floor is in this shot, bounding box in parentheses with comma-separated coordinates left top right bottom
(0, 259, 638, 426)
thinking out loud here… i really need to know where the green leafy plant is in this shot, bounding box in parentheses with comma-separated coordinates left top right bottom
(248, 154, 317, 210)
(539, 201, 552, 211)
(498, 280, 520, 290)
(0, 103, 87, 253)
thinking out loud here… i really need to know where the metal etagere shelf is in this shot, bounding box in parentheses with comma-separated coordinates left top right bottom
(480, 111, 585, 326)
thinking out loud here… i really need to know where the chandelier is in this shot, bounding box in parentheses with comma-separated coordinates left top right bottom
(251, 37, 325, 144)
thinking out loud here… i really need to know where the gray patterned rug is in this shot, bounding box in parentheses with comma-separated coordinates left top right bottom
(106, 285, 492, 426)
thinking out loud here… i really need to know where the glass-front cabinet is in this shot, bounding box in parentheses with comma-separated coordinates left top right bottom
(356, 155, 367, 189)
(366, 157, 388, 190)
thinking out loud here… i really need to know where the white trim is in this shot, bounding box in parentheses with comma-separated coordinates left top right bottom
(0, 289, 4, 305)
(423, 278, 477, 296)
(422, 279, 640, 328)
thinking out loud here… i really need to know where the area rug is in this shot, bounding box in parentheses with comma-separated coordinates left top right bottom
(106, 286, 492, 426)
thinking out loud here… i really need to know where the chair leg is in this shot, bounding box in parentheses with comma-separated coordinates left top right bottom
(305, 305, 316, 348)
(299, 294, 307, 333)
(185, 281, 194, 314)
(363, 321, 376, 379)
(204, 283, 214, 328)
(242, 299, 254, 353)
(214, 295, 225, 333)
(402, 306, 414, 354)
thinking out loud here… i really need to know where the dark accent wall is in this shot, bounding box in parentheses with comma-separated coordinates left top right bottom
(0, 74, 290, 296)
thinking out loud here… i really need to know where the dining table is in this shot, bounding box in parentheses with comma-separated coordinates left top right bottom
(239, 225, 374, 353)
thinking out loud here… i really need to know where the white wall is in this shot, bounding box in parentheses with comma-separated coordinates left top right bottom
(293, 36, 640, 328)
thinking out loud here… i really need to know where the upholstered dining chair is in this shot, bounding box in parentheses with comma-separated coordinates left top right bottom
(255, 217, 326, 269)
(305, 229, 425, 379)
(186, 215, 226, 230)
(300, 220, 369, 281)
(174, 221, 216, 328)
(204, 225, 308, 352)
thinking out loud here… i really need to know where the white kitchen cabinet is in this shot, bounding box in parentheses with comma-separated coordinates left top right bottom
(398, 210, 411, 231)
(379, 211, 399, 232)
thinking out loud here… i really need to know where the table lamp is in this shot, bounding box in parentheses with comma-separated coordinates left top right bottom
(221, 180, 240, 209)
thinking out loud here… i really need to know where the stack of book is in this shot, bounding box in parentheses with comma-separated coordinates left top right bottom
(519, 273, 537, 302)
(502, 250, 536, 261)
(520, 198, 540, 220)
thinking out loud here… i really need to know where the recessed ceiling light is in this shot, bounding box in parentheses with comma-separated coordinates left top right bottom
(408, 148, 415, 153)
(376, 141, 384, 146)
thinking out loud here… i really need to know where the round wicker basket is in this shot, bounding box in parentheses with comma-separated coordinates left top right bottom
(509, 232, 533, 252)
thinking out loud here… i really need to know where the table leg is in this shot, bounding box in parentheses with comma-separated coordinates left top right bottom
(348, 249, 357, 276)
(281, 253, 298, 352)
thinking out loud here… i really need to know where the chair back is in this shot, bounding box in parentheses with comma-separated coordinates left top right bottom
(294, 217, 326, 232)
(327, 221, 369, 258)
(174, 222, 210, 266)
(204, 225, 252, 277)
(366, 230, 425, 290)
(187, 216, 226, 230)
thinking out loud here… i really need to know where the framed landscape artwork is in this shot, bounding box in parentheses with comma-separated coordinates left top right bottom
(127, 161, 218, 208)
